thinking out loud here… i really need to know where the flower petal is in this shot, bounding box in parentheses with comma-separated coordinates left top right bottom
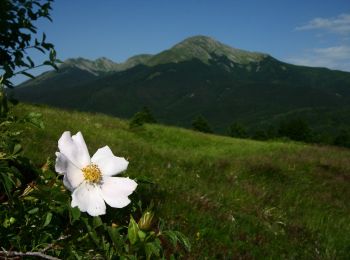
(58, 131, 90, 168)
(101, 177, 137, 208)
(91, 146, 128, 176)
(55, 151, 84, 189)
(63, 174, 74, 192)
(91, 146, 114, 162)
(65, 161, 84, 189)
(71, 183, 106, 216)
(55, 152, 68, 175)
(55, 152, 84, 191)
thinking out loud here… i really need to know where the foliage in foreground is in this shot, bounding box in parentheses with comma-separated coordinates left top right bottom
(0, 106, 190, 259)
(0, 0, 60, 88)
(0, 166, 189, 259)
(1, 1, 190, 258)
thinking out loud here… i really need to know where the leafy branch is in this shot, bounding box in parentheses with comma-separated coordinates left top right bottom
(0, 0, 60, 88)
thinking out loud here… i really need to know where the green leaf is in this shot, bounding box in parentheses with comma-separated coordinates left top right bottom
(43, 212, 52, 227)
(49, 48, 56, 61)
(52, 63, 59, 70)
(138, 230, 146, 241)
(69, 206, 81, 224)
(26, 56, 35, 67)
(13, 143, 22, 154)
(107, 226, 123, 248)
(144, 239, 161, 260)
(92, 216, 103, 228)
(0, 172, 16, 197)
(88, 230, 100, 246)
(174, 231, 191, 251)
(162, 230, 191, 251)
(28, 207, 39, 214)
(42, 32, 46, 43)
(128, 215, 139, 245)
(25, 112, 44, 129)
(42, 42, 54, 50)
(158, 218, 165, 232)
(162, 230, 177, 247)
(3, 218, 13, 228)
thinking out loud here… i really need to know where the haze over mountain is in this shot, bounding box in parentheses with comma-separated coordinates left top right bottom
(13, 35, 350, 134)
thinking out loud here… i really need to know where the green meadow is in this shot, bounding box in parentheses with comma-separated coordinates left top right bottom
(16, 103, 350, 259)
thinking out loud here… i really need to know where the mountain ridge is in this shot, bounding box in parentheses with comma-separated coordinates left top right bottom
(22, 35, 347, 81)
(33, 35, 272, 78)
(13, 35, 350, 135)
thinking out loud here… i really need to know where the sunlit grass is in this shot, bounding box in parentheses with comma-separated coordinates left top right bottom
(15, 103, 350, 258)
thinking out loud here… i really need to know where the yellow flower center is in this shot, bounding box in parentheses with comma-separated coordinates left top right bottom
(82, 164, 102, 183)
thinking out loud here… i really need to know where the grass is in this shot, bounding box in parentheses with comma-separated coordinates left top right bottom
(15, 103, 350, 259)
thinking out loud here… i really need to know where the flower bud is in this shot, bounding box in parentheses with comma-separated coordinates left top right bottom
(41, 158, 51, 173)
(138, 211, 154, 231)
(9, 217, 16, 224)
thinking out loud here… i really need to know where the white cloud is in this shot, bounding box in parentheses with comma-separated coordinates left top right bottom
(288, 45, 350, 72)
(313, 45, 350, 59)
(296, 13, 350, 35)
(292, 14, 350, 71)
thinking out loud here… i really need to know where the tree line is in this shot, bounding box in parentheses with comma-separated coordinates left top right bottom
(192, 115, 350, 148)
(130, 108, 350, 148)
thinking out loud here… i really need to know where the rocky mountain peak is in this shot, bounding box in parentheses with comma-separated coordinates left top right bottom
(148, 35, 268, 66)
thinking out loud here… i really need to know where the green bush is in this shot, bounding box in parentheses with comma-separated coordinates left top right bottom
(227, 122, 248, 138)
(334, 129, 350, 148)
(278, 118, 313, 142)
(129, 107, 156, 129)
(192, 115, 212, 133)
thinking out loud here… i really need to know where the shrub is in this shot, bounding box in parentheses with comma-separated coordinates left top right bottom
(227, 122, 248, 138)
(334, 129, 350, 148)
(129, 107, 156, 128)
(278, 118, 313, 142)
(192, 115, 212, 133)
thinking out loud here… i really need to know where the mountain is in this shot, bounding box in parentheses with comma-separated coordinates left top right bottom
(12, 35, 350, 134)
(146, 35, 268, 66)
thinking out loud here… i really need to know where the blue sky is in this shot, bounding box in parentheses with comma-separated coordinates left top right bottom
(14, 0, 350, 84)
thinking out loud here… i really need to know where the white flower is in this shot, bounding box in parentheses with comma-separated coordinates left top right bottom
(55, 131, 137, 216)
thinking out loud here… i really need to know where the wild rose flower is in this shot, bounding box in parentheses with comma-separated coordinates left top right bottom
(55, 131, 137, 216)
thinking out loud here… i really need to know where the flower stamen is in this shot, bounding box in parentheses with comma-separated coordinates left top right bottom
(82, 164, 102, 183)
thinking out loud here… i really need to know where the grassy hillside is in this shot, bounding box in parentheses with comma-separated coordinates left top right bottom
(15, 103, 350, 259)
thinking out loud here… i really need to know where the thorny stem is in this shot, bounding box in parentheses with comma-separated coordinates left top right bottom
(0, 250, 61, 260)
(0, 235, 70, 260)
